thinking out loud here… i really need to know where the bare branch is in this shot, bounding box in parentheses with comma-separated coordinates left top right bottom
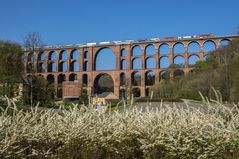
(23, 32, 44, 51)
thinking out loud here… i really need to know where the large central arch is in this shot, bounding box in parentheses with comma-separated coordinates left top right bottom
(94, 47, 116, 70)
(93, 73, 114, 95)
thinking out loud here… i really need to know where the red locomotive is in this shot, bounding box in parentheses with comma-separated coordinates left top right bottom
(196, 34, 214, 38)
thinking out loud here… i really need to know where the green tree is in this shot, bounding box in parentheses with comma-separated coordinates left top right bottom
(230, 72, 239, 103)
(24, 76, 54, 106)
(23, 32, 46, 106)
(0, 41, 23, 98)
(79, 84, 88, 104)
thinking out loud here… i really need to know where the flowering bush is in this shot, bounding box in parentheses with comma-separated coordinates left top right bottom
(0, 97, 239, 159)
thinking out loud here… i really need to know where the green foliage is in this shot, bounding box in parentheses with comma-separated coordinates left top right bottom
(0, 41, 23, 97)
(230, 66, 239, 103)
(80, 84, 88, 104)
(150, 75, 184, 99)
(152, 38, 239, 102)
(23, 76, 54, 106)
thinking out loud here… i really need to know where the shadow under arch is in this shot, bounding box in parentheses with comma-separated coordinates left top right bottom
(93, 73, 114, 95)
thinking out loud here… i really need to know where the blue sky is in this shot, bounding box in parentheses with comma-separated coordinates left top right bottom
(0, 0, 238, 46)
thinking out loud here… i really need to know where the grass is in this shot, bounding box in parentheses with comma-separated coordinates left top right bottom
(0, 94, 239, 159)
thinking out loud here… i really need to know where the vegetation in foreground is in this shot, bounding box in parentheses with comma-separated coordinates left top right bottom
(1, 94, 239, 159)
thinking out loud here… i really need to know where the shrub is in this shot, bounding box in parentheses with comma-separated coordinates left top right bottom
(0, 98, 239, 158)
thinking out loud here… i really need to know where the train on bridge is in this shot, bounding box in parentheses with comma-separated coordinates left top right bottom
(37, 34, 215, 50)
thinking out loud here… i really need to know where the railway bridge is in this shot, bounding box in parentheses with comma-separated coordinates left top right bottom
(24, 34, 239, 99)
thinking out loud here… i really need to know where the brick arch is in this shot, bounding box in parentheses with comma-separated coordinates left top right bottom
(132, 57, 142, 69)
(219, 38, 232, 47)
(83, 49, 89, 59)
(159, 56, 170, 68)
(38, 51, 45, 61)
(37, 62, 45, 73)
(93, 46, 116, 58)
(48, 50, 58, 60)
(145, 44, 156, 55)
(131, 71, 141, 86)
(145, 70, 155, 86)
(69, 73, 78, 81)
(173, 55, 185, 67)
(82, 73, 88, 85)
(120, 59, 126, 70)
(203, 39, 216, 45)
(188, 53, 200, 58)
(93, 47, 117, 71)
(173, 42, 185, 54)
(70, 49, 80, 59)
(203, 40, 217, 52)
(187, 41, 200, 53)
(188, 54, 200, 66)
(131, 45, 143, 56)
(93, 72, 115, 94)
(93, 71, 116, 85)
(120, 72, 126, 86)
(57, 73, 66, 84)
(159, 43, 170, 54)
(59, 50, 68, 60)
(46, 74, 55, 84)
(173, 54, 185, 60)
(27, 52, 35, 61)
(145, 57, 156, 69)
(121, 48, 127, 56)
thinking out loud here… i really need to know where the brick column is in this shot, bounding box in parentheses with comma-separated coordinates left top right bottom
(184, 46, 189, 68)
(198, 52, 204, 61)
(169, 46, 174, 65)
(80, 48, 84, 72)
(141, 45, 146, 69)
(88, 47, 93, 71)
(140, 71, 145, 97)
(56, 60, 59, 72)
(78, 73, 82, 85)
(214, 39, 220, 49)
(199, 43, 204, 52)
(125, 44, 131, 69)
(114, 45, 121, 70)
(67, 50, 71, 72)
(114, 75, 120, 98)
(45, 51, 49, 73)
(155, 44, 159, 69)
(65, 74, 69, 81)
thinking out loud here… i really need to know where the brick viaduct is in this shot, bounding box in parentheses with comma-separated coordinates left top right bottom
(24, 35, 239, 99)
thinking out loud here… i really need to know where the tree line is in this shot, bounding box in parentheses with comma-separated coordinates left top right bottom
(150, 38, 239, 103)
